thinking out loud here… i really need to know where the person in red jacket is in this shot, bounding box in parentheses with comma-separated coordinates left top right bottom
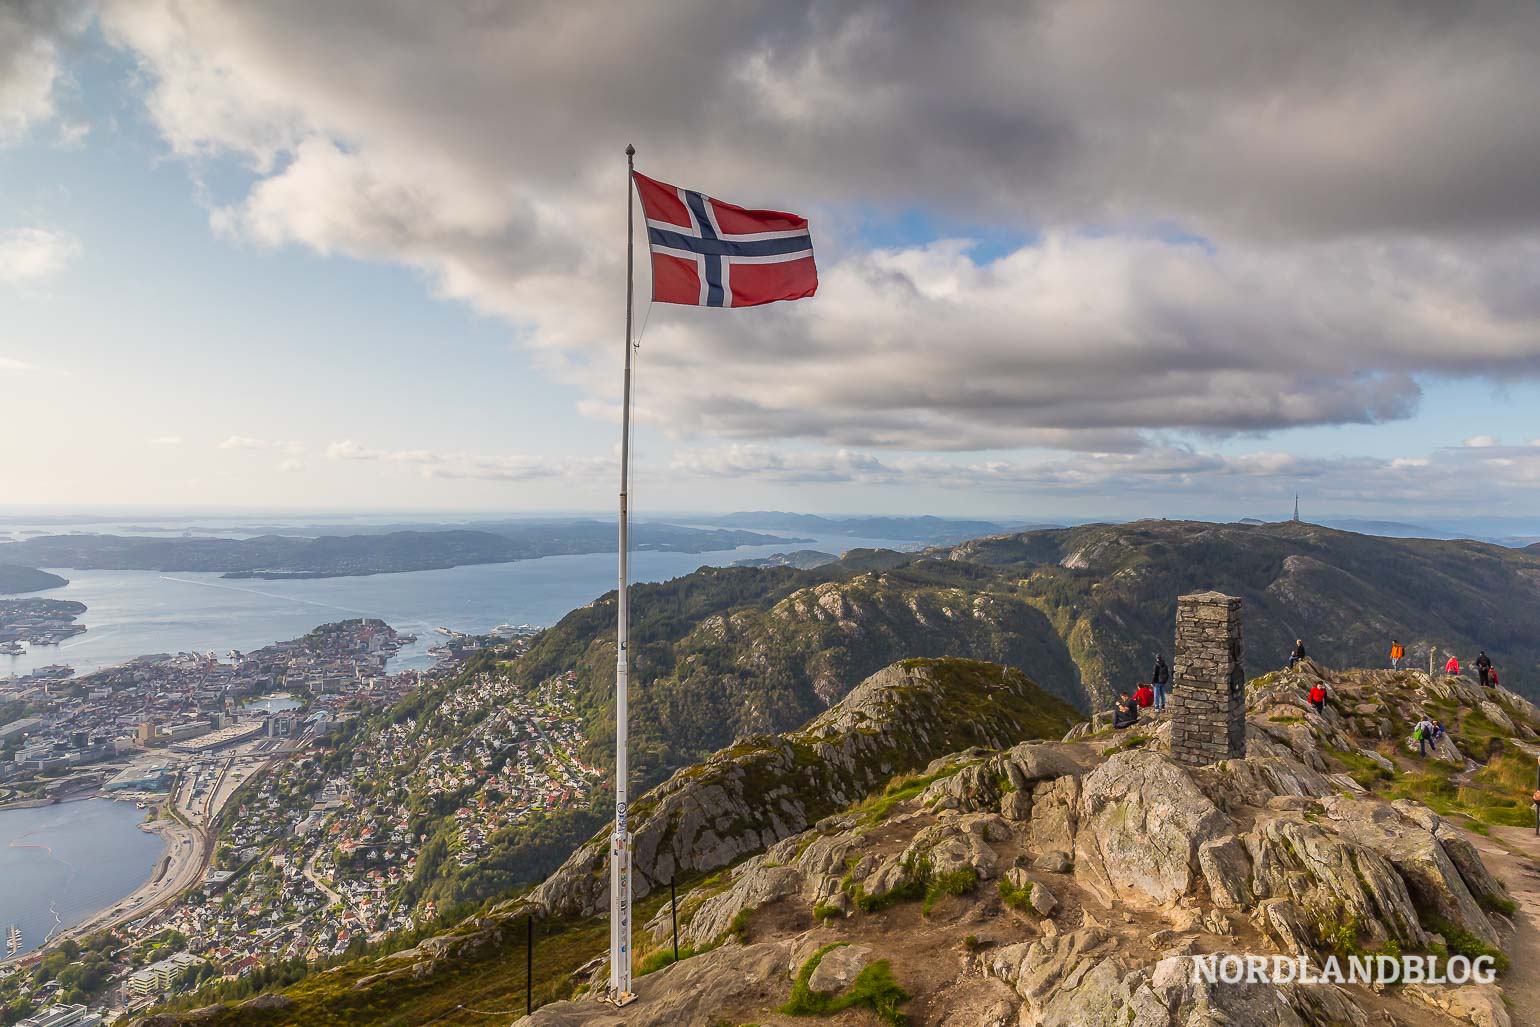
(1308, 682, 1327, 714)
(1444, 654, 1461, 676)
(1132, 682, 1154, 708)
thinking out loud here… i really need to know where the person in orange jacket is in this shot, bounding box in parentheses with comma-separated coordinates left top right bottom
(1389, 640, 1405, 670)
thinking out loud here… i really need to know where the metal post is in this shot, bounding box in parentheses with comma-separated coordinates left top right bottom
(526, 914, 533, 1016)
(671, 876, 679, 962)
(1533, 757, 1539, 837)
(609, 143, 638, 1008)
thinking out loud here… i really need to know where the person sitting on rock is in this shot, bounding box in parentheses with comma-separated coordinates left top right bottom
(1288, 639, 1308, 669)
(1476, 650, 1493, 687)
(1445, 653, 1461, 676)
(1307, 681, 1327, 715)
(1132, 682, 1154, 708)
(1112, 693, 1140, 730)
(1412, 715, 1436, 757)
(1431, 719, 1445, 743)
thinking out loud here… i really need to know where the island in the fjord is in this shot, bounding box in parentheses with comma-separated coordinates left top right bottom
(0, 564, 68, 595)
(0, 520, 809, 580)
(731, 549, 838, 569)
(0, 596, 87, 646)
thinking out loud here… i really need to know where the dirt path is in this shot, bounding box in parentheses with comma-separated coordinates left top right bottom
(1463, 825, 1540, 1027)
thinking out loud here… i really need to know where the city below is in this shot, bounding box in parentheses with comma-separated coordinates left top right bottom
(0, 616, 585, 1024)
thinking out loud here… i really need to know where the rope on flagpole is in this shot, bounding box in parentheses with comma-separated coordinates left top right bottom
(634, 298, 654, 349)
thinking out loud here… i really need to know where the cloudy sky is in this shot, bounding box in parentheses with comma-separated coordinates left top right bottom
(4, 0, 1540, 520)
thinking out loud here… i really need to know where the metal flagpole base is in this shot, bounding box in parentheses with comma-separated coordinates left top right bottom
(608, 824, 636, 1006)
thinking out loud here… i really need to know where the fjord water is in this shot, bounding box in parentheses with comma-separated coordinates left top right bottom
(1, 532, 905, 678)
(0, 799, 166, 959)
(0, 531, 904, 947)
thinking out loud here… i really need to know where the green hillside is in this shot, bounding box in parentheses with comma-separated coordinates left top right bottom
(512, 558, 1089, 788)
(945, 519, 1540, 705)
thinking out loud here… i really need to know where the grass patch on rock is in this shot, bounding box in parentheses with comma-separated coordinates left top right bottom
(780, 943, 909, 1025)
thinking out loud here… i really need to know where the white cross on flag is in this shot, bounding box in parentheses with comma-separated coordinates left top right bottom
(632, 171, 818, 307)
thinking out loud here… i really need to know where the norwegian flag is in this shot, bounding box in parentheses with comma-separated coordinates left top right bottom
(633, 171, 817, 307)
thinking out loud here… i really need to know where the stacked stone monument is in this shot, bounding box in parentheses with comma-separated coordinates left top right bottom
(1168, 590, 1246, 767)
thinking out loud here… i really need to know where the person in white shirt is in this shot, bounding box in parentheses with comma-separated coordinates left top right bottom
(1412, 716, 1437, 757)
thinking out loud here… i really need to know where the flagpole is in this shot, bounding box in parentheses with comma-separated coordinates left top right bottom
(609, 142, 637, 1008)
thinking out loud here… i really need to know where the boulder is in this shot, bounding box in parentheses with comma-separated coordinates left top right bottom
(1032, 849, 1073, 874)
(1073, 750, 1229, 908)
(1480, 701, 1517, 735)
(806, 942, 873, 993)
(1029, 880, 1058, 917)
(1406, 983, 1512, 1027)
(678, 859, 802, 948)
(1025, 774, 1080, 854)
(1246, 813, 1427, 949)
(1322, 795, 1499, 946)
(1197, 834, 1254, 909)
(1151, 954, 1367, 1027)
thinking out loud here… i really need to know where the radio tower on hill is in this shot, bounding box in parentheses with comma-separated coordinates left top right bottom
(1293, 494, 1301, 523)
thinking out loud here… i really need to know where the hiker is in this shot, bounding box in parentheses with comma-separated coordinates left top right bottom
(1431, 719, 1445, 744)
(1112, 693, 1140, 730)
(1413, 715, 1436, 757)
(1150, 654, 1171, 711)
(1489, 666, 1500, 690)
(1132, 682, 1154, 709)
(1308, 681, 1327, 715)
(1288, 639, 1308, 669)
(1476, 650, 1493, 687)
(1389, 639, 1405, 670)
(1445, 653, 1461, 676)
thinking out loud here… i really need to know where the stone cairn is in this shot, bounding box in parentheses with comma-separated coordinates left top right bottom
(1168, 591, 1246, 767)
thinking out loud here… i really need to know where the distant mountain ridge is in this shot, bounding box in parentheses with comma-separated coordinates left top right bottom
(0, 522, 802, 579)
(710, 511, 1013, 543)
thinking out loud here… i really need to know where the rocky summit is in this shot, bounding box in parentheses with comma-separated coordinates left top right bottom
(518, 663, 1540, 1027)
(133, 657, 1540, 1027)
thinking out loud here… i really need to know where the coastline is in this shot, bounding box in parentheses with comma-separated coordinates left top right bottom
(0, 798, 205, 967)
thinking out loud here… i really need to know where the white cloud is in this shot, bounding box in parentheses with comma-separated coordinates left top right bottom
(218, 436, 300, 453)
(83, 1, 1540, 458)
(1463, 435, 1499, 448)
(0, 228, 81, 282)
(0, 356, 41, 373)
(325, 439, 607, 482)
(673, 441, 1540, 504)
(276, 458, 307, 472)
(0, 1, 79, 145)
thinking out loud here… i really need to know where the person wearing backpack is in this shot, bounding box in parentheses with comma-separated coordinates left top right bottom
(1308, 682, 1327, 715)
(1150, 654, 1171, 711)
(1476, 650, 1493, 687)
(1412, 715, 1436, 757)
(1389, 639, 1405, 670)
